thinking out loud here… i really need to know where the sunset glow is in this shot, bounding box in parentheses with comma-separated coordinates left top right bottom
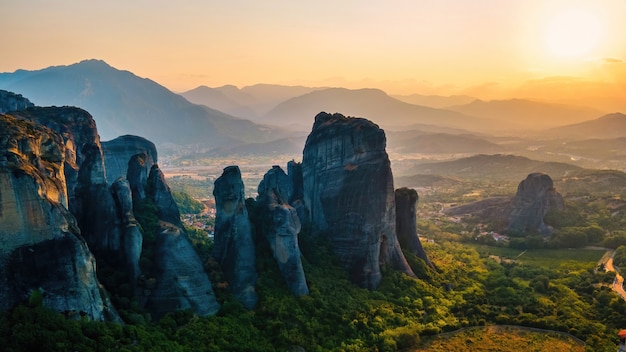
(2, 1, 625, 101)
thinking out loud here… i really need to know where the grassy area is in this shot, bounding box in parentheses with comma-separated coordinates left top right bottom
(469, 245, 606, 268)
(410, 325, 585, 352)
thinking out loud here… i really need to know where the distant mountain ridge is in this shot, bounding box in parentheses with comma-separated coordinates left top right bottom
(446, 99, 604, 129)
(262, 87, 502, 133)
(407, 154, 584, 183)
(0, 60, 287, 146)
(181, 84, 322, 120)
(546, 112, 626, 139)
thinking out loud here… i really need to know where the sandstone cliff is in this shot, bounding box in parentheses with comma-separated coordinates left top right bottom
(395, 187, 434, 269)
(302, 112, 414, 289)
(10, 107, 120, 256)
(257, 165, 309, 296)
(213, 166, 258, 309)
(507, 173, 565, 235)
(0, 113, 117, 321)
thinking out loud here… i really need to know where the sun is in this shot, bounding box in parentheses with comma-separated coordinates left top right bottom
(543, 9, 604, 59)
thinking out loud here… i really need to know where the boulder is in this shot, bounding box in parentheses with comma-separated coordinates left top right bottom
(507, 173, 565, 235)
(213, 166, 258, 309)
(302, 112, 414, 289)
(257, 166, 308, 296)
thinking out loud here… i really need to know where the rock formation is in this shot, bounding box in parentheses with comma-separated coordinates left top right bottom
(110, 178, 143, 285)
(0, 113, 117, 321)
(148, 164, 184, 227)
(213, 166, 258, 309)
(102, 135, 157, 183)
(145, 223, 221, 318)
(126, 153, 150, 202)
(3, 100, 220, 319)
(257, 165, 308, 296)
(0, 90, 34, 113)
(11, 107, 120, 255)
(394, 187, 434, 269)
(302, 112, 414, 289)
(507, 173, 565, 235)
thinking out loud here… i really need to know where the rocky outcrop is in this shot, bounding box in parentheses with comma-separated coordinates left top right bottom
(0, 113, 117, 321)
(110, 178, 143, 285)
(127, 153, 150, 202)
(302, 112, 414, 289)
(146, 223, 220, 318)
(102, 135, 157, 183)
(0, 90, 34, 113)
(213, 166, 258, 309)
(148, 164, 183, 227)
(507, 173, 565, 235)
(395, 188, 434, 269)
(11, 107, 120, 255)
(257, 166, 308, 296)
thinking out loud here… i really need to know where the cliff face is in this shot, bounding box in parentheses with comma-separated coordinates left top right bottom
(110, 178, 143, 286)
(257, 165, 308, 296)
(395, 187, 434, 269)
(140, 163, 220, 316)
(11, 107, 120, 256)
(213, 166, 258, 309)
(0, 113, 117, 321)
(507, 173, 565, 235)
(302, 112, 414, 289)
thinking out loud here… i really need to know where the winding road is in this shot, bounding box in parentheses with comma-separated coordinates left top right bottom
(598, 250, 626, 300)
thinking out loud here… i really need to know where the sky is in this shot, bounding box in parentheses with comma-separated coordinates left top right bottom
(2, 0, 626, 100)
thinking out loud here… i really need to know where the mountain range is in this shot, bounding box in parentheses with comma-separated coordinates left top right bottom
(446, 99, 604, 129)
(1, 59, 623, 156)
(0, 60, 287, 146)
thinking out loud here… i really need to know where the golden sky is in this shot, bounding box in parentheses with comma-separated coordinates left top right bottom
(2, 0, 626, 99)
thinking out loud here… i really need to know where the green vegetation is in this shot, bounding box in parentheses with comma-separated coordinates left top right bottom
(2, 234, 625, 351)
(412, 325, 585, 351)
(172, 191, 205, 214)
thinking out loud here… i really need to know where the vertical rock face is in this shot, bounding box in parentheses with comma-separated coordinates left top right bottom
(110, 178, 143, 284)
(12, 107, 120, 254)
(148, 164, 183, 227)
(507, 173, 565, 235)
(101, 135, 157, 183)
(0, 113, 117, 321)
(257, 165, 308, 296)
(395, 188, 434, 269)
(146, 224, 221, 318)
(213, 166, 258, 309)
(127, 153, 150, 202)
(302, 112, 414, 289)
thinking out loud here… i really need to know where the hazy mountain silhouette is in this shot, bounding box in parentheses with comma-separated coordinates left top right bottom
(181, 85, 258, 119)
(387, 131, 504, 154)
(546, 113, 626, 139)
(181, 84, 321, 120)
(392, 93, 475, 108)
(203, 137, 306, 157)
(407, 154, 583, 183)
(0, 59, 287, 146)
(446, 99, 604, 129)
(262, 87, 501, 132)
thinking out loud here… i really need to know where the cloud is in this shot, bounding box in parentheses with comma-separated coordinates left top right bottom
(603, 57, 623, 64)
